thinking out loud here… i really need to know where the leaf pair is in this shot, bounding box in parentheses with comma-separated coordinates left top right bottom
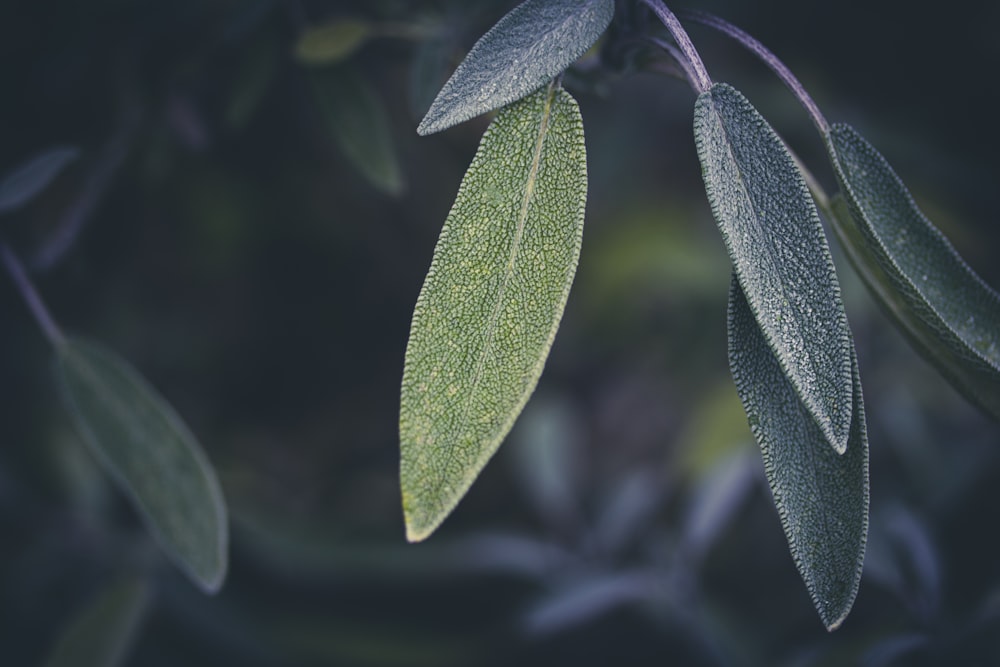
(401, 0, 612, 540)
(695, 83, 866, 629)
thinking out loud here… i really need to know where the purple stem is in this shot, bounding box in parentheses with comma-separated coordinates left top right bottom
(1, 243, 65, 347)
(679, 10, 830, 134)
(640, 0, 711, 93)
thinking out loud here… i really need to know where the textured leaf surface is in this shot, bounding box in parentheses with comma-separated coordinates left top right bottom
(400, 83, 587, 541)
(695, 83, 853, 453)
(43, 577, 149, 667)
(827, 124, 1000, 418)
(54, 338, 228, 592)
(311, 67, 405, 196)
(0, 146, 79, 214)
(416, 0, 613, 135)
(728, 277, 868, 631)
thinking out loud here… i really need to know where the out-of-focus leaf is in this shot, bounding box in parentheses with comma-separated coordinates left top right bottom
(510, 394, 583, 529)
(54, 338, 228, 593)
(311, 67, 405, 196)
(0, 146, 80, 214)
(295, 18, 371, 65)
(409, 36, 455, 121)
(827, 124, 1000, 419)
(695, 83, 854, 454)
(225, 34, 279, 131)
(42, 576, 150, 667)
(400, 82, 588, 542)
(864, 505, 940, 621)
(523, 571, 658, 635)
(728, 277, 868, 631)
(680, 449, 757, 565)
(417, 0, 613, 135)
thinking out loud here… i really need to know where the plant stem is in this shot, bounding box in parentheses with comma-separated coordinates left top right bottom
(679, 10, 830, 134)
(1, 242, 66, 347)
(640, 0, 711, 94)
(646, 37, 699, 88)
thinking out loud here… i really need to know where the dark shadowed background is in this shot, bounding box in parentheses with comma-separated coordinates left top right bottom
(1, 0, 999, 664)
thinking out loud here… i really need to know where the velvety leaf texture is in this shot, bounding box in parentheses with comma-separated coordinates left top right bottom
(54, 338, 228, 593)
(43, 577, 149, 667)
(728, 277, 868, 631)
(416, 0, 613, 135)
(695, 83, 853, 454)
(311, 67, 405, 196)
(400, 83, 587, 542)
(827, 124, 1000, 419)
(0, 146, 80, 214)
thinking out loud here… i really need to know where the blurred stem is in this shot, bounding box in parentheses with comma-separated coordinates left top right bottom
(678, 10, 831, 134)
(1, 242, 66, 347)
(640, 0, 711, 93)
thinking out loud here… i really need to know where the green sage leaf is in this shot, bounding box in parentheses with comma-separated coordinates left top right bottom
(311, 67, 405, 196)
(43, 577, 149, 667)
(295, 18, 371, 65)
(0, 146, 80, 214)
(54, 338, 228, 593)
(400, 82, 587, 542)
(827, 124, 1000, 419)
(416, 0, 613, 135)
(728, 276, 868, 631)
(695, 83, 853, 454)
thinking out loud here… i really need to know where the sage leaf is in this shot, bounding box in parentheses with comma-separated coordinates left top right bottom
(54, 338, 228, 593)
(43, 577, 149, 667)
(827, 124, 1000, 419)
(728, 277, 868, 631)
(416, 0, 613, 135)
(0, 146, 80, 214)
(695, 83, 853, 454)
(295, 18, 371, 65)
(311, 67, 405, 196)
(400, 82, 587, 542)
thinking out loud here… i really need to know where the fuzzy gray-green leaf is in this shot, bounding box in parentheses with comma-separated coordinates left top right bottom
(54, 338, 228, 593)
(695, 83, 853, 454)
(728, 277, 868, 631)
(416, 0, 613, 135)
(400, 83, 587, 542)
(827, 124, 1000, 419)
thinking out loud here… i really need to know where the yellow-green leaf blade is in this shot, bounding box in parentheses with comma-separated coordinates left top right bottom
(417, 0, 613, 135)
(695, 83, 853, 454)
(54, 338, 228, 593)
(827, 124, 1000, 418)
(400, 83, 587, 542)
(728, 276, 869, 631)
(294, 18, 371, 66)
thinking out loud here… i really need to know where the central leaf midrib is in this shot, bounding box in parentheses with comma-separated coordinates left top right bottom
(432, 84, 557, 509)
(711, 96, 838, 440)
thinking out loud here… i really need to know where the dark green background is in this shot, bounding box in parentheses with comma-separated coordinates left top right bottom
(2, 0, 998, 664)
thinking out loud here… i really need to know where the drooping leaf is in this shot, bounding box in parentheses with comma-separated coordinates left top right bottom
(295, 18, 371, 65)
(826, 124, 1000, 419)
(728, 277, 868, 631)
(311, 67, 405, 196)
(416, 0, 613, 135)
(0, 146, 80, 214)
(400, 82, 587, 542)
(54, 338, 228, 593)
(43, 577, 149, 667)
(694, 83, 853, 454)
